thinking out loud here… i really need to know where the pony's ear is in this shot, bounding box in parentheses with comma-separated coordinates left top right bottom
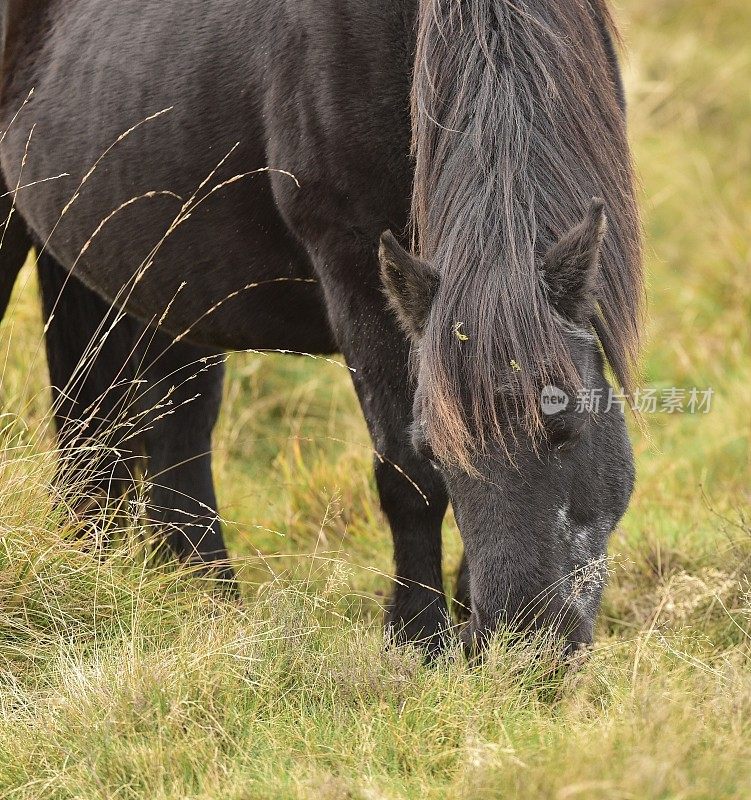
(379, 230, 439, 339)
(542, 198, 607, 323)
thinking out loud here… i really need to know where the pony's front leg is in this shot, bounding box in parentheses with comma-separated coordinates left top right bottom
(308, 232, 451, 656)
(375, 448, 450, 656)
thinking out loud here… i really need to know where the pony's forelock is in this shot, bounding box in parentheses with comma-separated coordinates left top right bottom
(410, 0, 643, 466)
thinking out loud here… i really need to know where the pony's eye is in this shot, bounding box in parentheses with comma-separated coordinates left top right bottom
(545, 413, 585, 449)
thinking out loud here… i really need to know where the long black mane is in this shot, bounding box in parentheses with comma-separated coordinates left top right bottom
(411, 0, 642, 463)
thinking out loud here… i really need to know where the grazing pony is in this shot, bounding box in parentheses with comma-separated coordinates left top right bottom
(0, 0, 642, 654)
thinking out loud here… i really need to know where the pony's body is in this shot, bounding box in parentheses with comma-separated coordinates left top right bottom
(0, 0, 642, 653)
(1, 1, 415, 352)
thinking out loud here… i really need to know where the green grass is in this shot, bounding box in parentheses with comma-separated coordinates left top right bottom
(1, 0, 750, 796)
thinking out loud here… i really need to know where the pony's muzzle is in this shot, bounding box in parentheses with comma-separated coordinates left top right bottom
(459, 595, 595, 661)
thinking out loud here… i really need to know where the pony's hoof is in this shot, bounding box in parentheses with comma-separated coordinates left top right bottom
(385, 597, 453, 662)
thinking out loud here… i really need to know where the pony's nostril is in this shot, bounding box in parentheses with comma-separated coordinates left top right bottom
(459, 611, 496, 660)
(460, 621, 475, 660)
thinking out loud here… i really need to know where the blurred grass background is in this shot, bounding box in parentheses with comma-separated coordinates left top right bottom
(0, 0, 749, 797)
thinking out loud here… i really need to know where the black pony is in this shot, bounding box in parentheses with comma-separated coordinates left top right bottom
(0, 0, 642, 655)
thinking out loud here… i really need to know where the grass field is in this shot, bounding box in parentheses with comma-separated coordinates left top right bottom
(0, 0, 749, 797)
